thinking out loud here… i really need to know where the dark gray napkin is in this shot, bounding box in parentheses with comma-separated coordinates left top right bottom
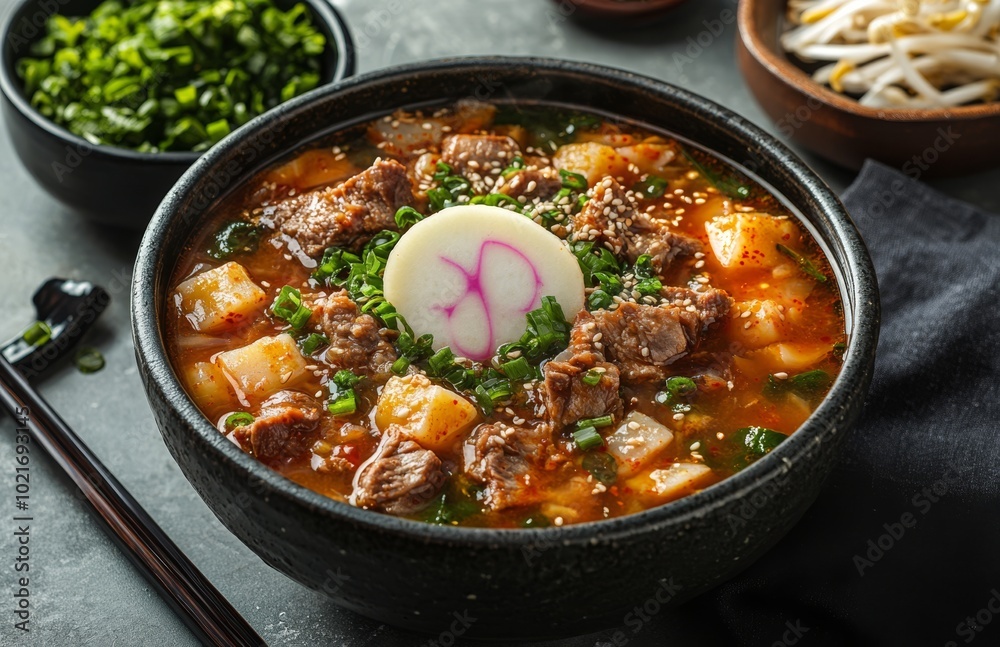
(698, 160, 1000, 646)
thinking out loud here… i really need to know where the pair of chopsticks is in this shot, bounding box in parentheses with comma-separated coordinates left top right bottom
(0, 279, 263, 646)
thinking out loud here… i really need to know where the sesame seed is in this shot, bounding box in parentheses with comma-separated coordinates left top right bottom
(673, 412, 685, 420)
(690, 441, 701, 451)
(554, 517, 564, 526)
(774, 372, 789, 380)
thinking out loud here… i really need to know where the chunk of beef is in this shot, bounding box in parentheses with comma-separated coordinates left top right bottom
(262, 159, 413, 257)
(626, 225, 703, 277)
(440, 134, 520, 192)
(542, 348, 622, 428)
(571, 176, 632, 255)
(571, 176, 701, 275)
(241, 391, 324, 465)
(580, 304, 691, 383)
(659, 286, 734, 326)
(464, 422, 553, 512)
(683, 351, 734, 393)
(573, 296, 731, 383)
(495, 168, 562, 203)
(313, 290, 397, 374)
(354, 426, 445, 515)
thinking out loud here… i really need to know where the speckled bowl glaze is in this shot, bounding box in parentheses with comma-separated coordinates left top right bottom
(131, 58, 879, 640)
(0, 0, 354, 228)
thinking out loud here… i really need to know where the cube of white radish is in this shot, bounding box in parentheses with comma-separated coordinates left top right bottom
(617, 142, 677, 175)
(553, 142, 630, 185)
(175, 262, 267, 333)
(606, 412, 675, 477)
(729, 299, 788, 349)
(214, 334, 308, 398)
(705, 212, 798, 273)
(375, 374, 478, 451)
(627, 463, 712, 502)
(734, 341, 833, 379)
(182, 361, 232, 409)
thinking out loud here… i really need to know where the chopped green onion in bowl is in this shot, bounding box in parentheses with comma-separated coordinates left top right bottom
(15, 0, 329, 153)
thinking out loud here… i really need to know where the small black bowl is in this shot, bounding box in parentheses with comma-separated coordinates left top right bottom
(132, 58, 879, 639)
(0, 0, 354, 228)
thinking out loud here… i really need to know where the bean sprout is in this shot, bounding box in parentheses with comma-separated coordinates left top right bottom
(782, 0, 1000, 107)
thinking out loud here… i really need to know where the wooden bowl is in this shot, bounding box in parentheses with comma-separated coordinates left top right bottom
(737, 0, 1000, 177)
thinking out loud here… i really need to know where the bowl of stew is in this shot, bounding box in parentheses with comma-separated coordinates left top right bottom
(132, 58, 879, 638)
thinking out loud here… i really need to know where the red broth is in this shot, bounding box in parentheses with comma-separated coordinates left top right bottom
(166, 101, 845, 528)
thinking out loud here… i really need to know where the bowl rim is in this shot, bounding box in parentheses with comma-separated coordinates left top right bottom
(737, 0, 1000, 122)
(0, 0, 355, 164)
(132, 55, 880, 548)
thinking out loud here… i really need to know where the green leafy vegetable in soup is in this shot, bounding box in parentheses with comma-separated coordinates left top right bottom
(165, 101, 845, 528)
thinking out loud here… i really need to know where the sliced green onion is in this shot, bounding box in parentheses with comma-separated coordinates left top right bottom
(332, 369, 361, 390)
(271, 285, 312, 330)
(391, 357, 411, 374)
(206, 118, 231, 143)
(327, 391, 357, 416)
(22, 321, 52, 347)
(559, 169, 588, 191)
(582, 370, 603, 386)
(225, 412, 255, 430)
(394, 206, 425, 230)
(75, 347, 105, 374)
(500, 356, 532, 381)
(174, 85, 197, 108)
(501, 155, 525, 178)
(577, 415, 614, 429)
(298, 333, 329, 356)
(573, 426, 603, 450)
(469, 193, 524, 212)
(474, 384, 495, 415)
(665, 376, 697, 398)
(427, 347, 457, 375)
(312, 246, 361, 285)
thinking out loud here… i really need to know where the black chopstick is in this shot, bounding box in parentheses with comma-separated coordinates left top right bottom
(0, 355, 264, 647)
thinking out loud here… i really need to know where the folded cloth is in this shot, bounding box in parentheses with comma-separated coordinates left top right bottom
(684, 160, 1000, 646)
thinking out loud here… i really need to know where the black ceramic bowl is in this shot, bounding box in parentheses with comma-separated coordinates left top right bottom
(132, 58, 879, 640)
(0, 0, 353, 228)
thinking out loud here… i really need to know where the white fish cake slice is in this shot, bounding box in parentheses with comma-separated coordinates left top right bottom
(383, 205, 585, 361)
